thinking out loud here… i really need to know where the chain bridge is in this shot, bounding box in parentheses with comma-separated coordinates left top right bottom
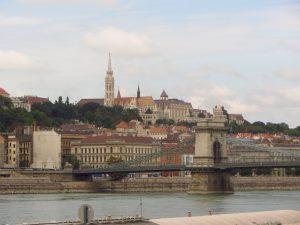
(72, 137, 300, 174)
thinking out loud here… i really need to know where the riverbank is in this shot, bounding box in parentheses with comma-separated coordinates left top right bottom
(1, 173, 300, 194)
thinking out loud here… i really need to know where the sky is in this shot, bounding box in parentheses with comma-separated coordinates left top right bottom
(0, 0, 300, 127)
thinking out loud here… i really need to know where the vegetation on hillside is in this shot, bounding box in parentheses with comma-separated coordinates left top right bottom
(0, 96, 142, 131)
(228, 120, 300, 136)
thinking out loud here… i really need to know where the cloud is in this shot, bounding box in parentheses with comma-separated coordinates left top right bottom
(17, 0, 121, 10)
(278, 87, 300, 104)
(185, 64, 241, 79)
(223, 99, 259, 114)
(83, 27, 156, 57)
(276, 67, 300, 81)
(0, 50, 40, 70)
(0, 15, 45, 27)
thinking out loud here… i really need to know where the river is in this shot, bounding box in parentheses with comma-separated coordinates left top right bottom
(1, 191, 300, 224)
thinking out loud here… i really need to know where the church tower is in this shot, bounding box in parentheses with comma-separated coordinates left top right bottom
(104, 53, 115, 106)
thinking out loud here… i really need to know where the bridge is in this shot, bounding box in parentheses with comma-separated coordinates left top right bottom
(21, 106, 300, 193)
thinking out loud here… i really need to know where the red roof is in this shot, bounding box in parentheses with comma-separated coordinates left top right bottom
(116, 121, 130, 129)
(149, 127, 167, 134)
(24, 96, 49, 104)
(82, 135, 154, 144)
(0, 88, 9, 96)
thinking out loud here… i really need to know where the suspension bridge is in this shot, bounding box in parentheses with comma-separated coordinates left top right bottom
(21, 114, 300, 193)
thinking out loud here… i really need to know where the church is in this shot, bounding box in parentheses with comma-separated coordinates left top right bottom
(77, 53, 193, 124)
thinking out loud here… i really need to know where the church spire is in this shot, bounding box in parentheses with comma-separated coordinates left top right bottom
(137, 85, 140, 98)
(104, 52, 115, 107)
(107, 52, 113, 75)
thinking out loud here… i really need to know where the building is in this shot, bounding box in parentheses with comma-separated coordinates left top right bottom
(71, 135, 160, 168)
(10, 97, 31, 112)
(148, 127, 168, 140)
(0, 87, 9, 97)
(31, 130, 61, 169)
(114, 88, 159, 125)
(160, 143, 181, 177)
(16, 126, 33, 167)
(228, 113, 244, 125)
(23, 95, 49, 104)
(0, 135, 5, 168)
(115, 121, 137, 135)
(6, 136, 19, 167)
(58, 124, 98, 167)
(155, 90, 193, 122)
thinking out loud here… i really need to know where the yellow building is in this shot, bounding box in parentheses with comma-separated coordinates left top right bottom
(7, 136, 18, 167)
(0, 135, 5, 168)
(71, 135, 160, 168)
(155, 90, 193, 122)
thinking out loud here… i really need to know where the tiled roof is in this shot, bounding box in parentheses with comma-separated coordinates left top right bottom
(228, 114, 244, 120)
(77, 98, 104, 106)
(149, 127, 167, 134)
(116, 121, 130, 129)
(24, 96, 49, 104)
(114, 96, 155, 107)
(0, 88, 9, 96)
(114, 97, 135, 106)
(173, 125, 189, 133)
(155, 99, 192, 107)
(81, 135, 154, 144)
(137, 96, 155, 106)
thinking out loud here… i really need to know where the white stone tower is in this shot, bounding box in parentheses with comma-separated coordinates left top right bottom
(104, 53, 115, 106)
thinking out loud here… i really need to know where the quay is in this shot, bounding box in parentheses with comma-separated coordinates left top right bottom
(9, 210, 300, 225)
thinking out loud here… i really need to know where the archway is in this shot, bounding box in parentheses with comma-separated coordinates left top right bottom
(213, 141, 221, 164)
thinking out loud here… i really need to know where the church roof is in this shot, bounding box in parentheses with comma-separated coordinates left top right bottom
(160, 90, 168, 98)
(114, 96, 155, 107)
(114, 97, 135, 106)
(0, 87, 9, 97)
(137, 96, 155, 106)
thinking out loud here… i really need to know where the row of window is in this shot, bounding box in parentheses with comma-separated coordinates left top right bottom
(74, 146, 155, 155)
(79, 155, 158, 163)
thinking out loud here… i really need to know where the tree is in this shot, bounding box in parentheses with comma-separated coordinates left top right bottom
(63, 154, 80, 169)
(107, 156, 128, 180)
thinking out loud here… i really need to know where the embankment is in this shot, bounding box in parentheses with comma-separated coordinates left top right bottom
(1, 173, 300, 194)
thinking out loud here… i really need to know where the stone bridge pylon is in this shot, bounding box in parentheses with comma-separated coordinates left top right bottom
(188, 105, 233, 194)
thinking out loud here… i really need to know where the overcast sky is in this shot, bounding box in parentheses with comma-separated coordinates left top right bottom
(0, 0, 300, 127)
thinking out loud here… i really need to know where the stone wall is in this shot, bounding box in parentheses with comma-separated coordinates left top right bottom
(1, 173, 300, 194)
(232, 176, 300, 191)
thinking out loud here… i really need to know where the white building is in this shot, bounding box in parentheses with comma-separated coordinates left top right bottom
(31, 130, 61, 169)
(10, 97, 31, 112)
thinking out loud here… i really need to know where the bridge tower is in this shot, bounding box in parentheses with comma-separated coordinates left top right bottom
(188, 105, 233, 193)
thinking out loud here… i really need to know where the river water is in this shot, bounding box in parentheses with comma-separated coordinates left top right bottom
(1, 191, 300, 224)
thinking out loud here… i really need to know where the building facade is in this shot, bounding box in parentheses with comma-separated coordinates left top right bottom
(155, 90, 193, 122)
(10, 97, 31, 112)
(0, 135, 5, 168)
(32, 130, 61, 169)
(6, 136, 19, 167)
(71, 135, 160, 168)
